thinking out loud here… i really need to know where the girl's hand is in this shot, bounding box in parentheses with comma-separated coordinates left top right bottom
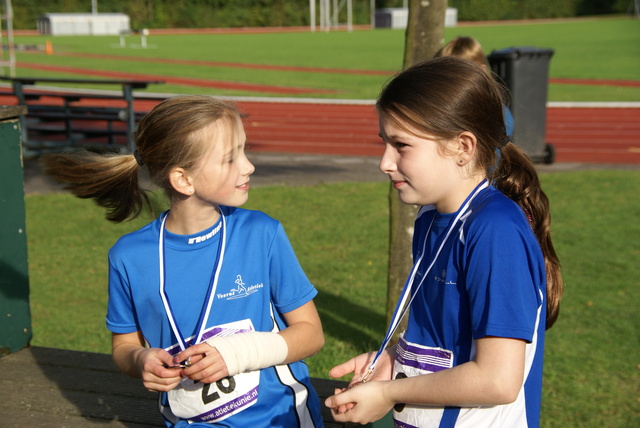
(325, 381, 394, 425)
(112, 332, 181, 392)
(136, 348, 183, 392)
(175, 342, 230, 383)
(328, 348, 395, 413)
(329, 349, 394, 387)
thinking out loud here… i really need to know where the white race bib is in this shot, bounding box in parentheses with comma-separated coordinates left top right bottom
(165, 320, 260, 423)
(392, 334, 454, 428)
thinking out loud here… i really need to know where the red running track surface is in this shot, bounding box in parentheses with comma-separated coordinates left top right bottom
(545, 106, 640, 164)
(2, 93, 638, 164)
(236, 101, 640, 164)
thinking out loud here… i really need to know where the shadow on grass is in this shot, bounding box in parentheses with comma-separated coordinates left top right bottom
(315, 289, 386, 353)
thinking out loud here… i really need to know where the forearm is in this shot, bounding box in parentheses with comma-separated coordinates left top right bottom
(112, 331, 146, 378)
(279, 319, 324, 363)
(383, 360, 520, 408)
(326, 354, 523, 426)
(279, 300, 324, 363)
(113, 342, 145, 377)
(383, 337, 525, 407)
(196, 300, 323, 376)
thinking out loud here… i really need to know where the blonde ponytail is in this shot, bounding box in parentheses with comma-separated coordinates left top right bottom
(43, 151, 150, 222)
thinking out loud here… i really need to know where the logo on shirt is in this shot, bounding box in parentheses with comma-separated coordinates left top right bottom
(434, 269, 456, 286)
(216, 275, 263, 300)
(188, 222, 222, 244)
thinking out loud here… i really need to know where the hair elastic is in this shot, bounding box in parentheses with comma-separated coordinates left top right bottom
(499, 135, 510, 148)
(133, 150, 144, 166)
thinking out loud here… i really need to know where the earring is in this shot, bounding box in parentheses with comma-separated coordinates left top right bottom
(458, 159, 464, 164)
(189, 189, 194, 194)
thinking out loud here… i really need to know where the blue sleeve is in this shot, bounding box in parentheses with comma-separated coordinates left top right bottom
(463, 202, 545, 342)
(106, 250, 140, 334)
(268, 224, 318, 314)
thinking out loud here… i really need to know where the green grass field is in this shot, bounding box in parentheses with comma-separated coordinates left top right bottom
(9, 16, 640, 101)
(25, 170, 640, 427)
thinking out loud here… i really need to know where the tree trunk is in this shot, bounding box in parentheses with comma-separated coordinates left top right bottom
(385, 0, 447, 340)
(403, 0, 448, 67)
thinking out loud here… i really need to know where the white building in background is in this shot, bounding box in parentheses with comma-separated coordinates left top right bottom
(37, 13, 130, 36)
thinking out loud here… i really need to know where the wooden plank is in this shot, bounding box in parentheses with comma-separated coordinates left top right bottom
(0, 347, 356, 427)
(0, 347, 164, 427)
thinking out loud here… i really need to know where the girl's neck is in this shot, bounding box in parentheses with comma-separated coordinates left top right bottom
(436, 174, 487, 214)
(165, 202, 221, 235)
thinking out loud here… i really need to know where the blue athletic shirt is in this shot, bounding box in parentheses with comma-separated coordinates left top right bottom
(107, 206, 323, 427)
(394, 185, 546, 428)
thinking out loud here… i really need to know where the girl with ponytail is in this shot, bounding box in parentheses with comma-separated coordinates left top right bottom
(326, 57, 562, 428)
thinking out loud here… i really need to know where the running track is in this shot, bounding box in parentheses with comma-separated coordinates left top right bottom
(234, 100, 640, 164)
(7, 93, 637, 164)
(2, 61, 638, 164)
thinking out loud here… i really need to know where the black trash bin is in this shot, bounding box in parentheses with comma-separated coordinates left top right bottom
(488, 47, 555, 164)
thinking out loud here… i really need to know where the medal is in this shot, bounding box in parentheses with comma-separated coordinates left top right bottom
(164, 359, 192, 369)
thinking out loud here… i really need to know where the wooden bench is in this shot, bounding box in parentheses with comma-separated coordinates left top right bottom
(0, 76, 164, 155)
(0, 346, 379, 427)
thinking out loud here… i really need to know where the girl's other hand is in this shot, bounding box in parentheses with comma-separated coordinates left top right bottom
(327, 349, 395, 414)
(137, 348, 183, 392)
(112, 332, 181, 392)
(325, 380, 393, 424)
(329, 349, 394, 387)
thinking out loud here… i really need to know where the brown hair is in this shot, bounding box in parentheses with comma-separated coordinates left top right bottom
(43, 95, 242, 222)
(435, 36, 488, 69)
(377, 56, 562, 329)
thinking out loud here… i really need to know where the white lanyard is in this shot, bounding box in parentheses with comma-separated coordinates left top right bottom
(362, 179, 489, 381)
(158, 210, 227, 351)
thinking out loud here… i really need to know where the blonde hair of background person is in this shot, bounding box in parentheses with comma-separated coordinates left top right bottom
(436, 36, 489, 68)
(436, 35, 515, 139)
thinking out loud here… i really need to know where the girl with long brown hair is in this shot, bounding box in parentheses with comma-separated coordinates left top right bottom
(325, 57, 562, 428)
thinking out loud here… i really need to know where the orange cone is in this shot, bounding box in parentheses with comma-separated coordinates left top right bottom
(45, 40, 53, 55)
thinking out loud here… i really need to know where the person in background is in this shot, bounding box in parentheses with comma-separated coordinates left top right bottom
(436, 36, 514, 139)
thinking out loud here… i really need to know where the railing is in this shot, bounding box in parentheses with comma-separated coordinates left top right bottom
(0, 76, 164, 155)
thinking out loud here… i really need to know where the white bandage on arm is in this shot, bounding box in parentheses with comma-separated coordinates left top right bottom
(205, 332, 288, 376)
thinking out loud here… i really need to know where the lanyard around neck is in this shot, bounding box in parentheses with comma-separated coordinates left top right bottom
(364, 179, 489, 379)
(158, 210, 226, 351)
